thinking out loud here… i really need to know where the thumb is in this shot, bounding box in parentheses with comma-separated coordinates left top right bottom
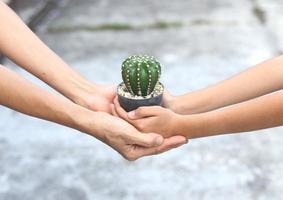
(128, 106, 161, 119)
(132, 135, 188, 159)
(130, 132, 164, 147)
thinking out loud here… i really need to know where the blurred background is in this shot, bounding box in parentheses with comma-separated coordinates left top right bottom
(0, 0, 283, 199)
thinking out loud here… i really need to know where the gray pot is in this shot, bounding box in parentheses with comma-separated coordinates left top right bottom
(117, 82, 163, 112)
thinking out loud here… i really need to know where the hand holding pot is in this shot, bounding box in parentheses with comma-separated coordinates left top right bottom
(77, 111, 187, 160)
(113, 97, 189, 139)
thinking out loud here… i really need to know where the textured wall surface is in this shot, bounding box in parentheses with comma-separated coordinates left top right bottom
(0, 0, 283, 199)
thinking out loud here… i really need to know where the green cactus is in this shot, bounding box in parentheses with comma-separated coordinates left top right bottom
(121, 55, 161, 97)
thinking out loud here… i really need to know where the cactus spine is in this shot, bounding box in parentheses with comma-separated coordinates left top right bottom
(122, 55, 161, 97)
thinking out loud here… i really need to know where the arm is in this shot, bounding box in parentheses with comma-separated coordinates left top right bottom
(114, 91, 283, 139)
(186, 90, 283, 138)
(0, 65, 186, 160)
(0, 2, 114, 113)
(166, 55, 283, 114)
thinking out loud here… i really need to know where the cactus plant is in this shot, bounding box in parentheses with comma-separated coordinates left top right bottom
(121, 55, 161, 97)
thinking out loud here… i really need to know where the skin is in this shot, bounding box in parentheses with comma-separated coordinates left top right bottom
(0, 2, 187, 160)
(0, 66, 188, 160)
(113, 55, 283, 139)
(166, 55, 283, 115)
(0, 2, 114, 113)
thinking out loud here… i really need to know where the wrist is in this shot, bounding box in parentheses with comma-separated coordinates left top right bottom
(65, 79, 99, 109)
(167, 95, 195, 114)
(169, 96, 187, 114)
(172, 114, 188, 137)
(65, 78, 108, 112)
(70, 105, 108, 140)
(176, 114, 209, 139)
(173, 91, 215, 114)
(181, 110, 224, 139)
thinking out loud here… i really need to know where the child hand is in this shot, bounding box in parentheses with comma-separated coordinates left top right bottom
(112, 97, 185, 138)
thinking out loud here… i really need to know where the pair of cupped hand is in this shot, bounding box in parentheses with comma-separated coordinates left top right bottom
(85, 84, 187, 161)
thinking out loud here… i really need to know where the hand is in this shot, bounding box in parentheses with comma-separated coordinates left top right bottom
(78, 111, 187, 161)
(74, 84, 116, 114)
(162, 89, 205, 115)
(112, 97, 186, 138)
(162, 89, 177, 110)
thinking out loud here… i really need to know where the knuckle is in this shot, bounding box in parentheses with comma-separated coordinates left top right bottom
(148, 138, 156, 146)
(135, 107, 144, 115)
(136, 123, 145, 131)
(123, 153, 138, 161)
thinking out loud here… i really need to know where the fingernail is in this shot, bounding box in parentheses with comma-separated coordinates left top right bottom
(155, 136, 164, 146)
(128, 111, 135, 118)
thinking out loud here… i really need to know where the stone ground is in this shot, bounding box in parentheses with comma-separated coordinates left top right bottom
(1, 0, 283, 199)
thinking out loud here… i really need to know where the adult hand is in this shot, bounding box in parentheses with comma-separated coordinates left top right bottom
(73, 84, 116, 114)
(78, 111, 187, 161)
(0, 2, 118, 114)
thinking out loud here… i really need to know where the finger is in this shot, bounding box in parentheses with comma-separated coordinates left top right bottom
(159, 135, 188, 150)
(108, 84, 117, 93)
(113, 97, 146, 130)
(105, 85, 117, 100)
(110, 104, 119, 117)
(113, 97, 132, 122)
(128, 106, 162, 119)
(155, 135, 188, 153)
(134, 135, 188, 157)
(130, 132, 164, 148)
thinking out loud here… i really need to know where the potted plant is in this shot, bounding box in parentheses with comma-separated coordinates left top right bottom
(117, 55, 164, 112)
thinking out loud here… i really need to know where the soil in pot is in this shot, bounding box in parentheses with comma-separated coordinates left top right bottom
(117, 82, 164, 112)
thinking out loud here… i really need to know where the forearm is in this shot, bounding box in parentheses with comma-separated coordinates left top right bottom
(0, 65, 101, 136)
(173, 55, 283, 114)
(0, 2, 93, 103)
(181, 90, 283, 138)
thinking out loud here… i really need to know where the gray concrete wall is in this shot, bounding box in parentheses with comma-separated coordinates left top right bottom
(0, 1, 283, 199)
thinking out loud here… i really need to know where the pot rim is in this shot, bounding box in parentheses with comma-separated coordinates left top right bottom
(117, 82, 164, 100)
